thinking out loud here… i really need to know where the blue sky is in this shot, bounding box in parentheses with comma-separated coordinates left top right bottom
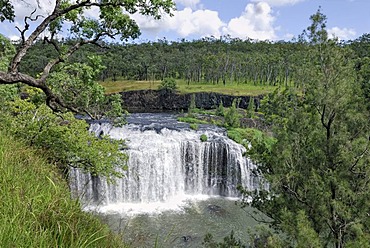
(1, 0, 369, 42)
(134, 0, 370, 41)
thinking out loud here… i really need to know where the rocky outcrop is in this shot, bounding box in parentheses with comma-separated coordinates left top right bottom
(120, 90, 263, 112)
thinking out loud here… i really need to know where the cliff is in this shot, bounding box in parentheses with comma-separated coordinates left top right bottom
(120, 90, 262, 112)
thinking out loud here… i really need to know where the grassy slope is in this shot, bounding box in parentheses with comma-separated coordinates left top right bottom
(0, 131, 125, 248)
(101, 79, 278, 96)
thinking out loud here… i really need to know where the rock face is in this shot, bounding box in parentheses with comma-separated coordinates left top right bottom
(120, 90, 262, 112)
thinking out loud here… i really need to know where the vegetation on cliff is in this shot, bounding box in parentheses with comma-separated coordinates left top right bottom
(0, 131, 126, 247)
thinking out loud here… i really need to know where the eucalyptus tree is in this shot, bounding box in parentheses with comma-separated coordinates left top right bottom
(350, 33, 370, 109)
(241, 9, 370, 247)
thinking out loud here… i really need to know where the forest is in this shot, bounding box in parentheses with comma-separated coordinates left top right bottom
(18, 31, 370, 96)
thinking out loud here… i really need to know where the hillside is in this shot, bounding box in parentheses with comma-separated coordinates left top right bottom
(0, 131, 126, 248)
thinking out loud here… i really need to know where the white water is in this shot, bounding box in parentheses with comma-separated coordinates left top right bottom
(69, 115, 263, 215)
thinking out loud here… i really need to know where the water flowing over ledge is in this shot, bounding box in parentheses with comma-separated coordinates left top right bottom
(69, 113, 264, 214)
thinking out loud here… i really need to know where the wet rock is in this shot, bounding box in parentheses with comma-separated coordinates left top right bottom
(182, 235, 192, 242)
(206, 204, 227, 216)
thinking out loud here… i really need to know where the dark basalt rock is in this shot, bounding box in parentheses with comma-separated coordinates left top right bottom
(120, 90, 262, 113)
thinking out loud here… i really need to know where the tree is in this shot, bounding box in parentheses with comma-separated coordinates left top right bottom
(0, 1, 174, 178)
(0, 0, 174, 115)
(158, 77, 177, 92)
(0, 34, 17, 102)
(241, 9, 370, 247)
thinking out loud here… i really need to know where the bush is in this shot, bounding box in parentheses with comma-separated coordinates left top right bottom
(225, 99, 241, 128)
(178, 116, 208, 124)
(200, 134, 208, 142)
(1, 97, 127, 181)
(187, 94, 198, 116)
(227, 127, 276, 160)
(158, 78, 177, 92)
(216, 100, 225, 117)
(190, 123, 199, 130)
(247, 97, 255, 118)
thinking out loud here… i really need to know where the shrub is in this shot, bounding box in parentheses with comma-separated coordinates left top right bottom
(247, 97, 255, 118)
(188, 94, 198, 116)
(178, 116, 207, 124)
(158, 78, 177, 92)
(190, 123, 199, 130)
(200, 134, 208, 142)
(216, 100, 225, 117)
(225, 99, 241, 128)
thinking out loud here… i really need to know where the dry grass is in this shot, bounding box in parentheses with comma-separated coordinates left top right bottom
(100, 79, 278, 96)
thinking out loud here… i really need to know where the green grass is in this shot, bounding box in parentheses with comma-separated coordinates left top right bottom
(0, 131, 126, 248)
(100, 79, 279, 96)
(178, 116, 208, 124)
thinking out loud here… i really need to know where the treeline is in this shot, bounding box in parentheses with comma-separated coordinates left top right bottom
(19, 34, 370, 89)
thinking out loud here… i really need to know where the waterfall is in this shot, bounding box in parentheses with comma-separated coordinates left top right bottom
(69, 116, 263, 210)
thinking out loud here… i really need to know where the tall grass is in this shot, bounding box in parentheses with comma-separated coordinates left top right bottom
(0, 131, 126, 247)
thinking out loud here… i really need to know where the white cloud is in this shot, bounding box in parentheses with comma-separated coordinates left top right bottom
(133, 7, 225, 38)
(9, 35, 20, 41)
(84, 6, 100, 19)
(12, 0, 55, 22)
(223, 2, 277, 40)
(133, 2, 279, 40)
(251, 0, 306, 6)
(5, 0, 55, 39)
(284, 33, 295, 40)
(328, 27, 356, 40)
(175, 0, 200, 9)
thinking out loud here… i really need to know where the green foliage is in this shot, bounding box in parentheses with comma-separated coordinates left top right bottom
(225, 98, 241, 128)
(178, 116, 208, 124)
(200, 134, 208, 142)
(1, 95, 127, 180)
(0, 51, 127, 180)
(246, 225, 287, 248)
(227, 128, 276, 160)
(246, 96, 255, 118)
(48, 56, 125, 119)
(0, 0, 15, 22)
(158, 78, 177, 92)
(187, 94, 198, 116)
(0, 33, 15, 70)
(189, 123, 198, 130)
(294, 211, 322, 248)
(202, 231, 246, 248)
(0, 84, 18, 104)
(356, 56, 370, 109)
(241, 10, 370, 247)
(215, 100, 225, 117)
(0, 131, 126, 247)
(0, 34, 18, 104)
(260, 88, 301, 128)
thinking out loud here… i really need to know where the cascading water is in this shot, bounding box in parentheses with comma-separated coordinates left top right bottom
(69, 113, 263, 213)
